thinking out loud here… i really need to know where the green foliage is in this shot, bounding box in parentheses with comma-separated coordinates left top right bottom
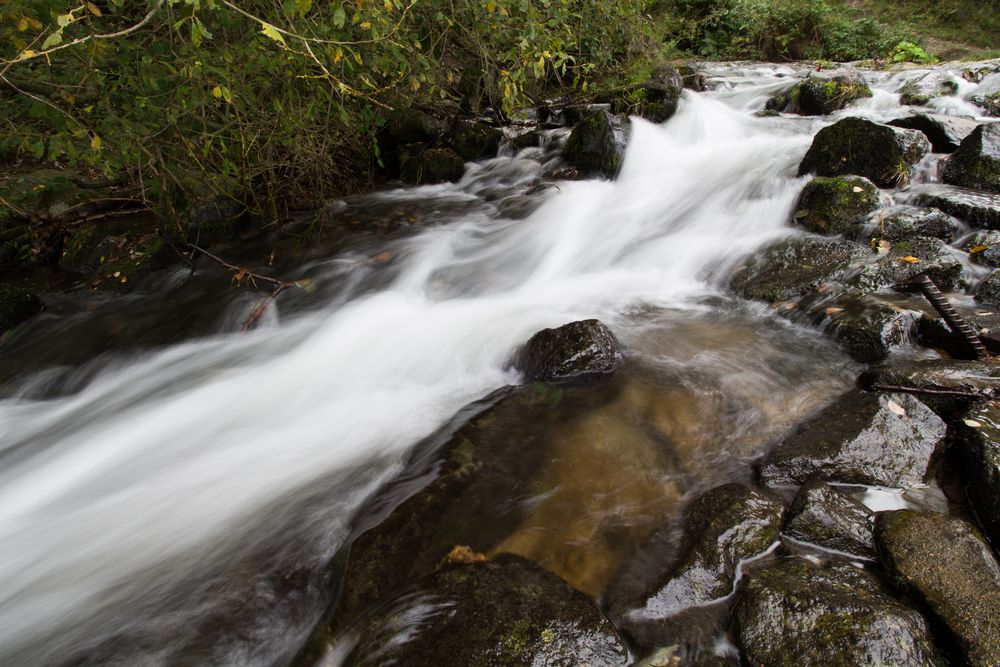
(0, 0, 651, 210)
(889, 40, 937, 64)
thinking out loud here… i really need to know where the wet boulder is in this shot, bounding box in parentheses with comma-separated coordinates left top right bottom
(562, 110, 625, 179)
(958, 402, 1000, 547)
(791, 176, 879, 236)
(331, 554, 629, 667)
(449, 120, 503, 161)
(604, 66, 684, 123)
(859, 359, 1000, 420)
(850, 236, 965, 293)
(677, 63, 708, 92)
(514, 319, 623, 382)
(766, 73, 872, 116)
(736, 558, 940, 667)
(760, 390, 945, 488)
(400, 147, 466, 185)
(630, 484, 784, 618)
(975, 270, 1000, 305)
(0, 284, 42, 332)
(942, 122, 1000, 193)
(963, 230, 1000, 266)
(889, 114, 979, 153)
(827, 296, 912, 364)
(915, 187, 1000, 229)
(728, 237, 866, 303)
(915, 310, 1000, 359)
(875, 510, 1000, 665)
(784, 479, 876, 558)
(798, 117, 930, 188)
(856, 206, 960, 244)
(385, 106, 442, 144)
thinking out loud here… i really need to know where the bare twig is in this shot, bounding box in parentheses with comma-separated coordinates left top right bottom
(868, 383, 985, 399)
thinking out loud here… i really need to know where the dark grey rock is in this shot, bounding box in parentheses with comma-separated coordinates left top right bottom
(850, 236, 965, 293)
(0, 284, 42, 332)
(792, 176, 880, 235)
(514, 319, 623, 382)
(766, 73, 872, 116)
(798, 117, 930, 188)
(859, 358, 1000, 400)
(449, 121, 502, 161)
(856, 206, 961, 243)
(828, 297, 912, 364)
(736, 558, 940, 667)
(562, 110, 624, 179)
(915, 311, 1000, 359)
(943, 122, 1000, 193)
(963, 230, 1000, 266)
(331, 554, 630, 667)
(889, 114, 980, 153)
(386, 107, 442, 144)
(916, 186, 1000, 229)
(958, 402, 1000, 548)
(976, 270, 1000, 305)
(785, 479, 876, 558)
(729, 237, 866, 303)
(875, 510, 1000, 666)
(760, 390, 945, 488)
(400, 147, 466, 185)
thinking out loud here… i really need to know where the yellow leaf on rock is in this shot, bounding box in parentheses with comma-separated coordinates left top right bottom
(898, 256, 921, 263)
(970, 245, 990, 254)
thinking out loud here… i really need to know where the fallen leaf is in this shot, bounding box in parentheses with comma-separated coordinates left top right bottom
(852, 186, 864, 193)
(976, 311, 993, 317)
(970, 245, 990, 254)
(825, 307, 844, 316)
(898, 256, 921, 264)
(886, 400, 907, 417)
(963, 419, 982, 428)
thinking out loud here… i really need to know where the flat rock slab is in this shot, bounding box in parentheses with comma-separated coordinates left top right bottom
(889, 114, 980, 153)
(760, 390, 944, 488)
(729, 236, 866, 303)
(875, 510, 1000, 666)
(958, 402, 1000, 548)
(785, 478, 876, 558)
(736, 558, 940, 667)
(859, 358, 1000, 400)
(915, 186, 1000, 229)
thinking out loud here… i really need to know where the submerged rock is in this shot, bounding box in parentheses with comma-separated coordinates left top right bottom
(850, 236, 965, 293)
(792, 176, 879, 236)
(331, 554, 629, 667)
(958, 402, 1000, 547)
(942, 122, 1000, 193)
(514, 319, 623, 382)
(562, 110, 624, 179)
(916, 187, 1000, 229)
(400, 147, 466, 185)
(728, 237, 865, 303)
(798, 117, 930, 188)
(889, 114, 979, 154)
(766, 73, 872, 116)
(857, 206, 960, 244)
(784, 479, 876, 558)
(875, 510, 1000, 666)
(760, 390, 944, 488)
(0, 284, 42, 332)
(736, 558, 940, 667)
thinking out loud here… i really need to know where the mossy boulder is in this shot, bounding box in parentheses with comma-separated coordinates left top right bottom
(514, 319, 623, 382)
(975, 270, 1000, 305)
(792, 176, 879, 236)
(766, 74, 872, 116)
(562, 110, 624, 179)
(604, 66, 684, 123)
(856, 206, 960, 244)
(0, 284, 42, 332)
(942, 122, 1000, 193)
(630, 484, 784, 618)
(736, 558, 940, 667)
(334, 554, 629, 667)
(449, 120, 503, 161)
(958, 401, 1000, 548)
(760, 390, 945, 488)
(728, 237, 866, 303)
(973, 91, 1000, 118)
(400, 147, 466, 185)
(963, 230, 1000, 266)
(798, 117, 930, 188)
(785, 479, 876, 558)
(385, 106, 442, 144)
(898, 81, 932, 107)
(915, 187, 1000, 229)
(850, 236, 965, 293)
(875, 510, 1000, 666)
(889, 114, 979, 154)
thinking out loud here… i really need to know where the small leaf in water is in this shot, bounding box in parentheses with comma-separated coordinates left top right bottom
(372, 251, 394, 263)
(898, 256, 921, 263)
(964, 419, 982, 428)
(886, 400, 907, 417)
(825, 307, 844, 316)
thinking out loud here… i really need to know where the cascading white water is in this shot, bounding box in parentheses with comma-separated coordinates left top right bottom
(0, 61, 996, 665)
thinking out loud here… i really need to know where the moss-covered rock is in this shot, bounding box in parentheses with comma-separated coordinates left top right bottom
(875, 510, 1000, 666)
(604, 66, 684, 123)
(0, 284, 42, 332)
(400, 147, 466, 185)
(562, 110, 624, 179)
(856, 206, 960, 244)
(728, 237, 866, 303)
(760, 390, 945, 488)
(514, 319, 623, 382)
(332, 554, 629, 667)
(798, 117, 930, 188)
(792, 176, 879, 236)
(915, 187, 1000, 229)
(850, 236, 965, 293)
(973, 91, 1000, 118)
(975, 270, 1000, 305)
(736, 558, 940, 667)
(942, 122, 1000, 193)
(448, 120, 503, 161)
(899, 81, 932, 107)
(958, 401, 1000, 548)
(766, 74, 872, 116)
(385, 106, 442, 144)
(785, 479, 876, 558)
(888, 114, 979, 154)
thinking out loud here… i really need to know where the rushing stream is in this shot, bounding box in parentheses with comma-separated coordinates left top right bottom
(0, 61, 995, 665)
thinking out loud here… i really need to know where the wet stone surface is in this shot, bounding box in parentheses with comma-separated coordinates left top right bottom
(514, 319, 624, 382)
(915, 186, 1000, 229)
(958, 402, 1000, 548)
(792, 176, 879, 236)
(784, 478, 877, 558)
